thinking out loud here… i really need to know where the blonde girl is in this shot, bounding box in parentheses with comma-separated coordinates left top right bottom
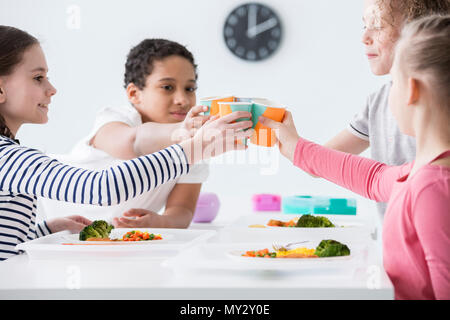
(262, 15, 450, 300)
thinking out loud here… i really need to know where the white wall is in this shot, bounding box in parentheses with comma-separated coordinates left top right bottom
(0, 0, 389, 206)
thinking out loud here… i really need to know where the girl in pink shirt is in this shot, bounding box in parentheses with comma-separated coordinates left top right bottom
(260, 15, 450, 300)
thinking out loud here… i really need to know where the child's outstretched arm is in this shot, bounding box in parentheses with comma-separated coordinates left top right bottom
(92, 105, 209, 160)
(323, 129, 370, 155)
(303, 128, 369, 179)
(0, 142, 189, 206)
(0, 111, 252, 206)
(259, 112, 409, 203)
(134, 105, 211, 157)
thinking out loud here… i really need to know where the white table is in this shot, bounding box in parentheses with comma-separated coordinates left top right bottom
(0, 197, 393, 300)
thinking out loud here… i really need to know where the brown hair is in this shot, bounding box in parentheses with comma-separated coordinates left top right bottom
(377, 0, 450, 28)
(0, 26, 39, 140)
(397, 15, 450, 110)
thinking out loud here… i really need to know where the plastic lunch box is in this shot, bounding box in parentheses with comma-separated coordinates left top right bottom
(282, 196, 357, 215)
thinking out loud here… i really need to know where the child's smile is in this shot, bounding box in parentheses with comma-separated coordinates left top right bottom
(169, 109, 188, 121)
(362, 0, 401, 76)
(38, 103, 49, 112)
(0, 44, 56, 134)
(131, 55, 197, 124)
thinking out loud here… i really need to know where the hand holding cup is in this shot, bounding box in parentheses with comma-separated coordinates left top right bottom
(258, 111, 300, 162)
(180, 111, 254, 163)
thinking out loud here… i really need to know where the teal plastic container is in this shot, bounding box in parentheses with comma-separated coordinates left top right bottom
(282, 196, 357, 215)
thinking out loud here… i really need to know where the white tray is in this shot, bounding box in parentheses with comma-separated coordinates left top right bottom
(163, 241, 369, 272)
(219, 213, 374, 243)
(16, 228, 216, 261)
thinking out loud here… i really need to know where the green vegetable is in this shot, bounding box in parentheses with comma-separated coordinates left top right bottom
(314, 240, 350, 257)
(92, 220, 114, 236)
(79, 220, 114, 241)
(296, 215, 335, 228)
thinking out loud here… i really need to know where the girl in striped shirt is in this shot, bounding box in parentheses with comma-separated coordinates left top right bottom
(261, 15, 450, 299)
(0, 26, 253, 261)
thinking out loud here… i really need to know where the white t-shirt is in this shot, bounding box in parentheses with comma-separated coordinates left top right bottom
(37, 104, 209, 221)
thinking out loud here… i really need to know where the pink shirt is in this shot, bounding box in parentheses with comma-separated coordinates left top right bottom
(294, 137, 450, 300)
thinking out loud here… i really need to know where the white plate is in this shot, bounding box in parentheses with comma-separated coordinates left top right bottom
(238, 214, 367, 228)
(220, 214, 374, 243)
(163, 242, 366, 272)
(16, 228, 216, 260)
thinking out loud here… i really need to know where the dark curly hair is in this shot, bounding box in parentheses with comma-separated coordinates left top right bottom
(123, 39, 198, 90)
(0, 26, 39, 141)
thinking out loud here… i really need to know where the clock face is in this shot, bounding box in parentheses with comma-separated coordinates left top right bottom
(223, 2, 282, 62)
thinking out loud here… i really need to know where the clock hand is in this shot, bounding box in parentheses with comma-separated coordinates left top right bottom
(247, 4, 258, 38)
(247, 18, 277, 38)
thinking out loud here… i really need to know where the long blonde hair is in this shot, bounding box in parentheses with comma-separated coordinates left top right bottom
(397, 15, 450, 111)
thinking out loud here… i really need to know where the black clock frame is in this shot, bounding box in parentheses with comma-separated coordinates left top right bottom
(223, 2, 283, 62)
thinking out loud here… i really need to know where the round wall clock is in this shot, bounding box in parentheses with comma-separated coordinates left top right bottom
(223, 2, 283, 62)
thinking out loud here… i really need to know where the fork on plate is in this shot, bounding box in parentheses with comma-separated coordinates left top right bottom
(272, 241, 310, 252)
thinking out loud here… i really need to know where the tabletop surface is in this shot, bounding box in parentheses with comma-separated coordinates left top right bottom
(0, 196, 393, 300)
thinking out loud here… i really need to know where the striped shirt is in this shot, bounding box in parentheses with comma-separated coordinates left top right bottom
(0, 136, 189, 261)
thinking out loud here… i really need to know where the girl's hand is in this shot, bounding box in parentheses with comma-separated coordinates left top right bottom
(112, 209, 161, 228)
(180, 105, 211, 139)
(46, 215, 92, 234)
(181, 111, 254, 163)
(258, 111, 300, 163)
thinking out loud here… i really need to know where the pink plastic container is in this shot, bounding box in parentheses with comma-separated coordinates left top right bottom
(192, 193, 221, 223)
(252, 194, 281, 212)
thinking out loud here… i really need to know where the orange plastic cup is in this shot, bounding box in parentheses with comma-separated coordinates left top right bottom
(200, 96, 235, 116)
(218, 102, 252, 145)
(250, 103, 286, 147)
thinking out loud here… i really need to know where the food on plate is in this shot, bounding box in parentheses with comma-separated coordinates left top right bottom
(314, 239, 350, 257)
(248, 224, 267, 228)
(122, 230, 162, 241)
(265, 215, 335, 228)
(242, 248, 277, 258)
(241, 247, 317, 258)
(295, 215, 335, 228)
(69, 228, 163, 245)
(275, 247, 318, 258)
(79, 220, 115, 241)
(267, 218, 297, 227)
(78, 221, 163, 242)
(240, 240, 350, 259)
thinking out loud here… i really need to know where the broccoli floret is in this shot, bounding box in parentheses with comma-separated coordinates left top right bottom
(91, 220, 114, 238)
(314, 240, 350, 257)
(79, 220, 114, 241)
(79, 225, 102, 241)
(296, 215, 335, 228)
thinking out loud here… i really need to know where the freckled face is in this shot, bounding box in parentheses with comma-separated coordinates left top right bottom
(0, 44, 57, 133)
(362, 0, 402, 75)
(132, 55, 197, 124)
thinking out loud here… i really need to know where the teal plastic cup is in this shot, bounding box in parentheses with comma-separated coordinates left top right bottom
(199, 97, 214, 116)
(218, 102, 253, 146)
